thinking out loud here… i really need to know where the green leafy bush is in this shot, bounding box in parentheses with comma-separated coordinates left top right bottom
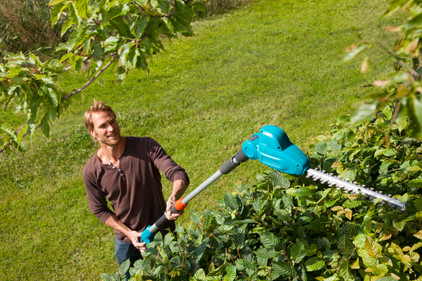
(346, 0, 422, 139)
(104, 108, 422, 281)
(315, 106, 422, 197)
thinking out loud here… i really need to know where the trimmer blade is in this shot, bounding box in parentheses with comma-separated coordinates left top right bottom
(306, 168, 406, 210)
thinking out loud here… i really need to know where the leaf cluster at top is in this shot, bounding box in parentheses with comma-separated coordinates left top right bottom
(1, 0, 204, 151)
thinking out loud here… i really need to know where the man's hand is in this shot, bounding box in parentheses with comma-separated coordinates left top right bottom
(166, 179, 187, 220)
(127, 230, 146, 252)
(166, 196, 184, 220)
(105, 215, 146, 252)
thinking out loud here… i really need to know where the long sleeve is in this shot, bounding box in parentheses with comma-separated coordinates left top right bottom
(83, 156, 114, 223)
(148, 138, 190, 186)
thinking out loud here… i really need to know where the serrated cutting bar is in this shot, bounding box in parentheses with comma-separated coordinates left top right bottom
(306, 168, 406, 210)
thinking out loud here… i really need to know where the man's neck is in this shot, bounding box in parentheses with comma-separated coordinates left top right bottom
(97, 137, 126, 165)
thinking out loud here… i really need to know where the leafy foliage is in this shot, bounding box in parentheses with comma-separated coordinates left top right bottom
(103, 109, 422, 280)
(0, 52, 65, 151)
(346, 0, 422, 139)
(49, 0, 201, 77)
(314, 107, 422, 197)
(1, 0, 204, 151)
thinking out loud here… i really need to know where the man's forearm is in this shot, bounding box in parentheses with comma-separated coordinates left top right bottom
(104, 214, 146, 250)
(104, 214, 132, 237)
(165, 179, 187, 220)
(170, 179, 187, 201)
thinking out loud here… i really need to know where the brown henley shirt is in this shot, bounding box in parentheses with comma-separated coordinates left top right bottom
(82, 137, 189, 243)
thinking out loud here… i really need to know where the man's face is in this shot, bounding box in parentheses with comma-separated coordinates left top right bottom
(89, 111, 121, 146)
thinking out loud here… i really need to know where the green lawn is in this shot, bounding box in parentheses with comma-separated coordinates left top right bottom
(0, 0, 401, 279)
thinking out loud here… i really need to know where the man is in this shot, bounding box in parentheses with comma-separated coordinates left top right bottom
(82, 101, 189, 276)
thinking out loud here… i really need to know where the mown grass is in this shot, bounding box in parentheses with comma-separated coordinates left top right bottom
(0, 0, 402, 279)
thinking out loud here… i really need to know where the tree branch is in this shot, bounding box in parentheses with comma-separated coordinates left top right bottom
(0, 141, 12, 153)
(0, 124, 38, 153)
(61, 55, 118, 101)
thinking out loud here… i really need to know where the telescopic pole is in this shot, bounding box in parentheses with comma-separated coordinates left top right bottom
(140, 149, 249, 244)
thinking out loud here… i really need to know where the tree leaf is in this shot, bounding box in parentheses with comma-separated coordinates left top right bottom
(74, 0, 89, 19)
(100, 273, 118, 281)
(358, 247, 377, 267)
(224, 193, 239, 211)
(294, 187, 313, 197)
(49, 0, 68, 26)
(143, 37, 153, 55)
(104, 36, 120, 53)
(68, 2, 81, 28)
(118, 258, 130, 276)
(111, 17, 132, 38)
(392, 219, 406, 231)
(382, 105, 393, 120)
(49, 0, 67, 6)
(1, 124, 17, 139)
(380, 160, 394, 175)
(374, 148, 396, 157)
(235, 259, 257, 276)
(16, 125, 28, 150)
(315, 142, 327, 156)
(407, 95, 422, 138)
(135, 16, 148, 39)
(46, 87, 59, 106)
(413, 230, 422, 240)
(255, 247, 279, 259)
(269, 172, 290, 189)
(376, 277, 399, 281)
(159, 0, 170, 14)
(351, 102, 377, 125)
(351, 258, 360, 269)
(290, 242, 307, 264)
(364, 236, 382, 258)
(61, 18, 75, 37)
(119, 42, 134, 66)
(259, 232, 280, 249)
(395, 112, 408, 132)
(339, 260, 353, 279)
(272, 261, 296, 278)
(224, 265, 236, 281)
(340, 169, 356, 181)
(193, 242, 207, 261)
(343, 44, 370, 61)
(193, 268, 206, 280)
(304, 257, 325, 271)
(143, 254, 156, 272)
(345, 209, 353, 220)
(40, 115, 51, 138)
(162, 17, 175, 34)
(404, 13, 422, 30)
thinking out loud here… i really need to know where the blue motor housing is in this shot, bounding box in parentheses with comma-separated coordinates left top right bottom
(242, 125, 310, 175)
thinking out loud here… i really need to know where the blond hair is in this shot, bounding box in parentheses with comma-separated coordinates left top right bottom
(84, 100, 116, 131)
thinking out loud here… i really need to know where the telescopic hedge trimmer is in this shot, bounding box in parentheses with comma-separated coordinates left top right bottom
(140, 125, 406, 244)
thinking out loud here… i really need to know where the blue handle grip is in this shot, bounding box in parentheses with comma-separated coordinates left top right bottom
(140, 225, 155, 244)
